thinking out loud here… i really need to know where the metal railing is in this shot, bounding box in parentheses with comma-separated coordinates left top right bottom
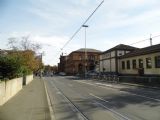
(87, 74, 160, 86)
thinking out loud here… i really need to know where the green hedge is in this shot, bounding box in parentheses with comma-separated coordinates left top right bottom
(0, 54, 32, 80)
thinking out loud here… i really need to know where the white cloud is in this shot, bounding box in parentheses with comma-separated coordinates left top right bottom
(2, 0, 160, 65)
(92, 0, 160, 31)
(32, 35, 68, 49)
(32, 35, 83, 65)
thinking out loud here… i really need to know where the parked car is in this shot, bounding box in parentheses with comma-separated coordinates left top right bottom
(86, 70, 98, 76)
(59, 72, 66, 76)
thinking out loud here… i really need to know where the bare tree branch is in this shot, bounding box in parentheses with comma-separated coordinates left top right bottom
(7, 37, 18, 50)
(7, 35, 42, 53)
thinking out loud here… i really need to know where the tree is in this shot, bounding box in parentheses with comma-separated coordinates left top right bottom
(8, 37, 18, 50)
(8, 50, 43, 72)
(8, 35, 42, 52)
(0, 54, 27, 79)
(7, 35, 43, 73)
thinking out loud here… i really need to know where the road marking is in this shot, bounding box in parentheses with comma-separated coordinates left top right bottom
(76, 80, 96, 86)
(76, 80, 119, 91)
(56, 91, 61, 94)
(43, 80, 55, 120)
(94, 101, 131, 120)
(95, 83, 121, 89)
(126, 92, 160, 102)
(96, 83, 113, 87)
(77, 80, 160, 102)
(89, 93, 131, 120)
(68, 84, 73, 87)
(89, 93, 109, 103)
(51, 80, 89, 120)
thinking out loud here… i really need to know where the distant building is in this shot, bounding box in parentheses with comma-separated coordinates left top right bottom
(119, 44, 160, 76)
(100, 44, 138, 74)
(59, 48, 101, 75)
(58, 55, 67, 73)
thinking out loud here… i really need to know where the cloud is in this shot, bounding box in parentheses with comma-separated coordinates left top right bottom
(104, 8, 160, 30)
(32, 34, 82, 65)
(2, 0, 160, 65)
(32, 35, 68, 48)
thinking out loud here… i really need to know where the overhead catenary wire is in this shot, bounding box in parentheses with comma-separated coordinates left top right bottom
(152, 34, 160, 39)
(129, 38, 150, 45)
(129, 34, 160, 46)
(61, 0, 104, 50)
(53, 0, 104, 61)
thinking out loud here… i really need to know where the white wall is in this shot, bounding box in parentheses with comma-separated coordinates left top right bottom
(100, 51, 116, 73)
(119, 52, 160, 75)
(23, 74, 33, 85)
(0, 77, 23, 105)
(100, 58, 116, 72)
(0, 74, 34, 106)
(0, 82, 5, 105)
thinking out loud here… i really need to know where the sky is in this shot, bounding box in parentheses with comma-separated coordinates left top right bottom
(0, 0, 160, 65)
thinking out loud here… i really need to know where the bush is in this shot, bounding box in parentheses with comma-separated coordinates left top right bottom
(0, 50, 43, 80)
(0, 54, 30, 80)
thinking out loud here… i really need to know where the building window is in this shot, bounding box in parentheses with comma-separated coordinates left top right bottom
(139, 59, 143, 68)
(127, 60, 130, 69)
(132, 59, 136, 69)
(122, 61, 125, 69)
(106, 53, 110, 57)
(119, 53, 122, 56)
(79, 55, 82, 60)
(146, 57, 152, 68)
(90, 55, 95, 60)
(155, 56, 160, 68)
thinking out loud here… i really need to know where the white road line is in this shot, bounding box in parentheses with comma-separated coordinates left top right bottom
(56, 91, 61, 94)
(51, 80, 89, 120)
(89, 93, 131, 120)
(76, 80, 121, 91)
(76, 80, 96, 86)
(76, 80, 160, 102)
(127, 93, 160, 102)
(94, 101, 131, 120)
(89, 93, 109, 103)
(43, 80, 55, 120)
(95, 83, 121, 89)
(68, 84, 73, 87)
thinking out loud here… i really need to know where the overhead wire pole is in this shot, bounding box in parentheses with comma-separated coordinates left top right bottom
(129, 34, 160, 46)
(53, 0, 104, 66)
(150, 34, 152, 46)
(82, 25, 89, 79)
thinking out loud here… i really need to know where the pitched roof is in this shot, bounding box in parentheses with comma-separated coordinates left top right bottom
(119, 44, 160, 59)
(73, 48, 102, 53)
(103, 44, 138, 54)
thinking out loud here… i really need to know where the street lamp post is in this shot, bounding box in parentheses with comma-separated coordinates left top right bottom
(82, 25, 89, 79)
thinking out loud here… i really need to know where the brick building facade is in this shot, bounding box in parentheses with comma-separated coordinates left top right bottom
(58, 48, 101, 75)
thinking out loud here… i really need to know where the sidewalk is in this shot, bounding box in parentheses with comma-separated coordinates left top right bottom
(0, 78, 50, 120)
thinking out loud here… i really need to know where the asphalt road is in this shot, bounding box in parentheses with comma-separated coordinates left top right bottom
(44, 76, 160, 120)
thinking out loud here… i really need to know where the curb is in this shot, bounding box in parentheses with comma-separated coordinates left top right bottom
(43, 79, 55, 120)
(94, 80, 160, 90)
(77, 76, 160, 90)
(120, 82, 160, 90)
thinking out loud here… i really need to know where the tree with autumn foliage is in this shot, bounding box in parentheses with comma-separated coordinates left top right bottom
(5, 36, 43, 77)
(10, 50, 42, 72)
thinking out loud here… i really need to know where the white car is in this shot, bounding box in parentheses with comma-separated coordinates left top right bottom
(59, 72, 66, 76)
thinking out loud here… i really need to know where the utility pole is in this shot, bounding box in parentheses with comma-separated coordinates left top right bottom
(82, 25, 89, 79)
(150, 34, 152, 46)
(39, 51, 44, 78)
